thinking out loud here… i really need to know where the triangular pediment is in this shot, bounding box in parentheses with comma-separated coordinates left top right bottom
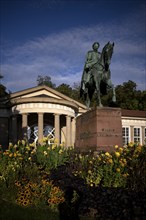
(11, 86, 65, 100)
(10, 85, 87, 113)
(21, 89, 62, 99)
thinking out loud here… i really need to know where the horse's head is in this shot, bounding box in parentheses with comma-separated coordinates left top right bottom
(102, 42, 114, 70)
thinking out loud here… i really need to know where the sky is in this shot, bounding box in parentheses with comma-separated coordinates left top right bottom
(0, 0, 146, 93)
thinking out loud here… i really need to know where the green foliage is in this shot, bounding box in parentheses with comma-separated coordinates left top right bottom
(0, 141, 66, 210)
(115, 80, 146, 110)
(56, 83, 72, 97)
(0, 199, 59, 220)
(37, 75, 56, 88)
(0, 140, 146, 218)
(35, 143, 72, 171)
(72, 143, 146, 190)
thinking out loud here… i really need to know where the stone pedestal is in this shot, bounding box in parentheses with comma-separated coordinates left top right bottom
(75, 107, 122, 152)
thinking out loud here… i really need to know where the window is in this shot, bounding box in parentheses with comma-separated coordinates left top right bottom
(134, 127, 141, 143)
(144, 127, 146, 143)
(122, 127, 130, 145)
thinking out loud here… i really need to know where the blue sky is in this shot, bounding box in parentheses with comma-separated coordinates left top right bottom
(0, 0, 146, 92)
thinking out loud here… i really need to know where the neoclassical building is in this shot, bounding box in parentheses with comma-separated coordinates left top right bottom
(0, 85, 146, 149)
(0, 85, 87, 148)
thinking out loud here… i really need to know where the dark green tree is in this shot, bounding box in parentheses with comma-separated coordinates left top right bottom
(71, 82, 82, 102)
(56, 83, 72, 97)
(115, 80, 145, 110)
(37, 75, 56, 88)
(0, 75, 9, 98)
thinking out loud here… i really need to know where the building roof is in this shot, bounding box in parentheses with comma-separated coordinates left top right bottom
(10, 85, 87, 113)
(121, 109, 146, 118)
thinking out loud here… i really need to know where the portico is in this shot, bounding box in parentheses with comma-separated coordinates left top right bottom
(9, 85, 86, 147)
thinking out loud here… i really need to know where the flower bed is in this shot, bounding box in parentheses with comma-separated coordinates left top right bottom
(0, 140, 146, 219)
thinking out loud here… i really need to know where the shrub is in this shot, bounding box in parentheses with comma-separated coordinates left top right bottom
(72, 143, 146, 189)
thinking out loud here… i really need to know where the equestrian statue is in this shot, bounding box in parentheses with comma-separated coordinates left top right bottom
(80, 42, 116, 108)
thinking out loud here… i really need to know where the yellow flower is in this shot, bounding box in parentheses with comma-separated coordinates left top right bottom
(30, 142, 35, 147)
(105, 152, 110, 157)
(116, 168, 120, 172)
(54, 138, 58, 144)
(115, 152, 120, 157)
(28, 157, 32, 161)
(14, 144, 18, 149)
(119, 161, 125, 167)
(43, 137, 48, 142)
(8, 142, 13, 149)
(79, 154, 82, 159)
(43, 151, 48, 156)
(97, 157, 101, 161)
(15, 181, 21, 187)
(22, 140, 25, 146)
(108, 159, 113, 164)
(136, 146, 142, 152)
(9, 153, 13, 157)
(90, 183, 93, 187)
(25, 146, 30, 151)
(129, 142, 134, 147)
(123, 173, 129, 177)
(119, 147, 123, 153)
(19, 157, 23, 160)
(89, 160, 93, 164)
(115, 145, 118, 149)
(31, 150, 36, 154)
(88, 170, 92, 174)
(122, 158, 127, 164)
(59, 149, 63, 154)
(52, 144, 56, 150)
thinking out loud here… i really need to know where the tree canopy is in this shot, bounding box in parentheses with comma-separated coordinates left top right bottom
(2, 74, 146, 111)
(37, 75, 56, 88)
(36, 76, 145, 111)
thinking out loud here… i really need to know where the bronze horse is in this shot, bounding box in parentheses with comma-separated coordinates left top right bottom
(80, 42, 116, 108)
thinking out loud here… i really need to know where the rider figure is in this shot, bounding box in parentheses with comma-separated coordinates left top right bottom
(85, 42, 101, 69)
(82, 42, 102, 87)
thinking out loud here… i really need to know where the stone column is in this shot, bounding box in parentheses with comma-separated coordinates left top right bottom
(66, 115, 71, 147)
(54, 114, 60, 144)
(71, 117, 76, 147)
(142, 126, 146, 145)
(38, 113, 44, 144)
(22, 113, 28, 140)
(11, 115, 17, 143)
(130, 126, 134, 143)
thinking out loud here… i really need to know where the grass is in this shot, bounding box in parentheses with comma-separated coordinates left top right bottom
(0, 199, 59, 220)
(0, 200, 94, 220)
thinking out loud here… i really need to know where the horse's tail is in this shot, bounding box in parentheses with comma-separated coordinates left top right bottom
(80, 81, 86, 98)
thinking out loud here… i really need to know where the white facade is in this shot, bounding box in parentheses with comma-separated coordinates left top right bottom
(0, 86, 146, 148)
(122, 110, 146, 145)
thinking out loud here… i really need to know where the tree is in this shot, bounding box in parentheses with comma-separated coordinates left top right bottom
(71, 82, 82, 102)
(0, 74, 4, 84)
(37, 75, 56, 88)
(115, 80, 145, 110)
(56, 83, 73, 97)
